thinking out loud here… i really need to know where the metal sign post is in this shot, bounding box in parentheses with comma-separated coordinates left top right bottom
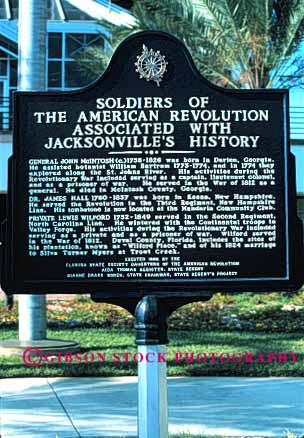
(18, 0, 48, 342)
(137, 344, 168, 438)
(135, 296, 169, 438)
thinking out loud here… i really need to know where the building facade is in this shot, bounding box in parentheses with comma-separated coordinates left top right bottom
(0, 0, 134, 192)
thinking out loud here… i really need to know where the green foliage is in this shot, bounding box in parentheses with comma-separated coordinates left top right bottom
(2, 290, 304, 333)
(80, 0, 304, 89)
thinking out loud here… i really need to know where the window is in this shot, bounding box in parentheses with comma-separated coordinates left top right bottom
(66, 33, 103, 57)
(48, 33, 63, 59)
(10, 0, 18, 19)
(0, 60, 6, 76)
(65, 61, 88, 88)
(0, 51, 15, 130)
(10, 60, 17, 87)
(0, 0, 7, 19)
(48, 61, 62, 88)
(47, 32, 104, 90)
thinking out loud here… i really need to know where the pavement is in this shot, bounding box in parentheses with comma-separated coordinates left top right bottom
(1, 377, 304, 438)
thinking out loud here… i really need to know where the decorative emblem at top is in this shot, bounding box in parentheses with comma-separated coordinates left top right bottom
(135, 45, 168, 87)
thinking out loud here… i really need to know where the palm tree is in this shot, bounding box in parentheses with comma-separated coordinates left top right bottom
(81, 0, 304, 89)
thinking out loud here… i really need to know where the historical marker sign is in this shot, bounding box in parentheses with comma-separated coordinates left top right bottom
(1, 31, 303, 296)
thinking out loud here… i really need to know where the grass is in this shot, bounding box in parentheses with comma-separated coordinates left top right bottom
(170, 435, 209, 438)
(1, 328, 304, 378)
(1, 290, 304, 378)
